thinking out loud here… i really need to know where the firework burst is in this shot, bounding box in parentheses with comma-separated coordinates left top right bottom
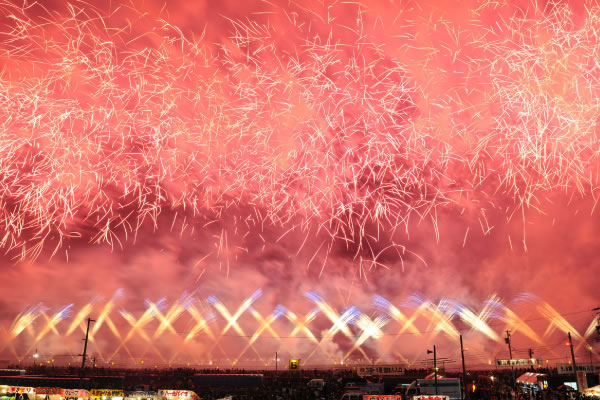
(0, 0, 598, 274)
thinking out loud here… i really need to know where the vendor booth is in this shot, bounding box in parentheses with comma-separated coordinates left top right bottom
(158, 391, 199, 400)
(35, 388, 89, 400)
(60, 389, 89, 400)
(517, 372, 548, 395)
(0, 386, 36, 400)
(0, 386, 13, 400)
(34, 388, 62, 400)
(89, 390, 123, 400)
(124, 392, 158, 400)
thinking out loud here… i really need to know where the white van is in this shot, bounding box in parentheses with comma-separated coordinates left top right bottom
(340, 392, 367, 400)
(307, 379, 325, 391)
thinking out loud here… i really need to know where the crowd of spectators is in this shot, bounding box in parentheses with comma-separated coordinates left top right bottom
(3, 365, 359, 399)
(2, 364, 597, 400)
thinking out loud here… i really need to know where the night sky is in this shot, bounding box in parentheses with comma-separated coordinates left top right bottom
(0, 0, 599, 370)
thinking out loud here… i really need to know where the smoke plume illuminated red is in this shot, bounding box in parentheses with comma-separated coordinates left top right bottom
(0, 0, 599, 368)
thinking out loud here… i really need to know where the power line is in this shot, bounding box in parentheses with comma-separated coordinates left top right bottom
(8, 305, 598, 367)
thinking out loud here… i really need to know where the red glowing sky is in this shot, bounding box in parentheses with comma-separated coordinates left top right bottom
(0, 0, 599, 369)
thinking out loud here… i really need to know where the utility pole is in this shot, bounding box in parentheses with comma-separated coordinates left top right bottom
(427, 345, 438, 395)
(505, 330, 516, 388)
(81, 318, 95, 370)
(568, 332, 579, 390)
(275, 352, 277, 373)
(460, 335, 467, 400)
(33, 347, 39, 367)
(434, 345, 438, 396)
(529, 349, 534, 371)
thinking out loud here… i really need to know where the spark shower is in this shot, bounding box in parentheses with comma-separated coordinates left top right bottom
(1, 0, 600, 366)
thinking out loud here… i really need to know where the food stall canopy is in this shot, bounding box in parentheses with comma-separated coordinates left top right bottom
(0, 386, 14, 400)
(35, 389, 62, 396)
(34, 388, 62, 400)
(584, 385, 600, 397)
(61, 389, 89, 399)
(0, 386, 35, 400)
(89, 390, 124, 400)
(124, 392, 158, 400)
(0, 386, 12, 400)
(516, 372, 546, 385)
(158, 391, 199, 400)
(34, 389, 90, 400)
(8, 388, 35, 395)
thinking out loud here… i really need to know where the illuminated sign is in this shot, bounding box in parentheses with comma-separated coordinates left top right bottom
(10, 387, 35, 394)
(557, 363, 600, 375)
(357, 365, 405, 376)
(62, 389, 90, 398)
(289, 359, 300, 370)
(362, 396, 403, 400)
(410, 396, 450, 400)
(90, 390, 124, 398)
(125, 392, 157, 400)
(36, 388, 62, 395)
(158, 391, 199, 400)
(496, 359, 540, 366)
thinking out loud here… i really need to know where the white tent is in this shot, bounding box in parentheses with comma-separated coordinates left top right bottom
(517, 372, 545, 385)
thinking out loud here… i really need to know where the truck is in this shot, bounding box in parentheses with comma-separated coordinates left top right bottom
(343, 382, 384, 395)
(339, 393, 367, 400)
(192, 374, 263, 388)
(402, 378, 461, 400)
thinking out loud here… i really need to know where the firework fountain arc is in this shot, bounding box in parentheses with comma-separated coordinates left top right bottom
(2, 290, 599, 367)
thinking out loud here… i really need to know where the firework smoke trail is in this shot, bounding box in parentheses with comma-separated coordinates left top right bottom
(514, 293, 584, 340)
(485, 296, 542, 344)
(0, 0, 598, 272)
(26, 305, 73, 356)
(7, 303, 46, 346)
(66, 302, 93, 336)
(235, 305, 285, 361)
(91, 290, 124, 338)
(34, 306, 72, 341)
(184, 304, 216, 343)
(454, 300, 500, 342)
(344, 313, 389, 360)
(111, 299, 166, 362)
(374, 295, 420, 335)
(284, 307, 320, 343)
(304, 292, 367, 362)
(406, 294, 461, 340)
(206, 290, 264, 360)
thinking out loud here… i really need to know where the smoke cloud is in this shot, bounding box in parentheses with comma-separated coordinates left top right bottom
(0, 0, 599, 369)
